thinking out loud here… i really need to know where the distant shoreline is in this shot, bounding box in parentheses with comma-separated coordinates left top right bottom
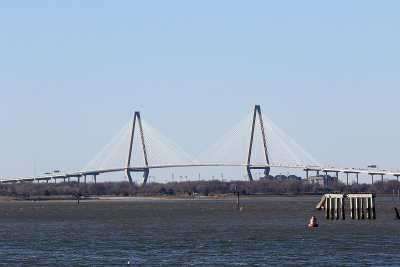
(0, 194, 319, 202)
(1, 180, 397, 201)
(0, 193, 394, 202)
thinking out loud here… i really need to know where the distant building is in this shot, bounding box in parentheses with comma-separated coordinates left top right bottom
(260, 175, 275, 181)
(260, 174, 301, 181)
(304, 175, 337, 186)
(288, 175, 301, 181)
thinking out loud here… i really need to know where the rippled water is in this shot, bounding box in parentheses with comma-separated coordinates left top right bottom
(0, 197, 399, 266)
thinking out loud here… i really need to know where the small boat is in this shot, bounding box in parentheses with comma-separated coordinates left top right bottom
(308, 223, 318, 227)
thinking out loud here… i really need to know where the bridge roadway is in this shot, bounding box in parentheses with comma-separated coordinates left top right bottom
(1, 163, 400, 183)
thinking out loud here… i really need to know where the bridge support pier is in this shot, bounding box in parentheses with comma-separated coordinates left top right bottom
(245, 166, 253, 181)
(345, 171, 360, 187)
(125, 111, 149, 185)
(125, 169, 133, 184)
(245, 105, 270, 181)
(356, 173, 359, 187)
(324, 171, 329, 185)
(141, 168, 149, 184)
(125, 168, 149, 185)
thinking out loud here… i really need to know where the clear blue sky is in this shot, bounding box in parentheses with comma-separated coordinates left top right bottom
(1, 1, 399, 183)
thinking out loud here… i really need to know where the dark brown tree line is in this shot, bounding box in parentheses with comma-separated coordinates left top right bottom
(0, 179, 399, 198)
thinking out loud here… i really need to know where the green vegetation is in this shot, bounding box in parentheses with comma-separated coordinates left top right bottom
(0, 179, 399, 199)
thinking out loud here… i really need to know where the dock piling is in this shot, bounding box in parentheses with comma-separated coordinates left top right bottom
(360, 198, 365, 219)
(335, 197, 339, 220)
(326, 197, 330, 219)
(371, 197, 376, 219)
(366, 198, 371, 219)
(340, 197, 345, 220)
(350, 197, 354, 219)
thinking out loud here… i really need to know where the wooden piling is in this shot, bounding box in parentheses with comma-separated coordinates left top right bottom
(366, 197, 371, 219)
(394, 207, 400, 219)
(360, 198, 365, 219)
(335, 197, 339, 220)
(330, 197, 334, 220)
(325, 197, 330, 219)
(340, 197, 345, 220)
(316, 195, 326, 210)
(371, 196, 376, 219)
(236, 192, 240, 210)
(355, 198, 359, 219)
(350, 197, 354, 219)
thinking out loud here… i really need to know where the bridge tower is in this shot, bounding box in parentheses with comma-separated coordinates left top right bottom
(125, 111, 149, 185)
(245, 105, 270, 181)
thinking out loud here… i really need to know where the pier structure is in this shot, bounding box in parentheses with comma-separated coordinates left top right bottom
(318, 194, 345, 220)
(347, 194, 376, 220)
(317, 193, 376, 220)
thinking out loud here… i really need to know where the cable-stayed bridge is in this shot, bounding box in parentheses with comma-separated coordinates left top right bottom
(1, 105, 400, 184)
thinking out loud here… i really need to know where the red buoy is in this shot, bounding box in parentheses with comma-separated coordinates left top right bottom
(309, 216, 318, 227)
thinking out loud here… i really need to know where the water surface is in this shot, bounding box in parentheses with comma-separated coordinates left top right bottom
(0, 197, 399, 266)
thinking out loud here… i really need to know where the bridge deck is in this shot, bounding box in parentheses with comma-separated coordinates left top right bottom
(1, 163, 400, 183)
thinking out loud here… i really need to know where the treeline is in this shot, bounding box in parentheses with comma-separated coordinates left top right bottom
(0, 180, 399, 198)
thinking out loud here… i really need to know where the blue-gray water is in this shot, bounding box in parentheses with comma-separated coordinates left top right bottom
(0, 197, 399, 266)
